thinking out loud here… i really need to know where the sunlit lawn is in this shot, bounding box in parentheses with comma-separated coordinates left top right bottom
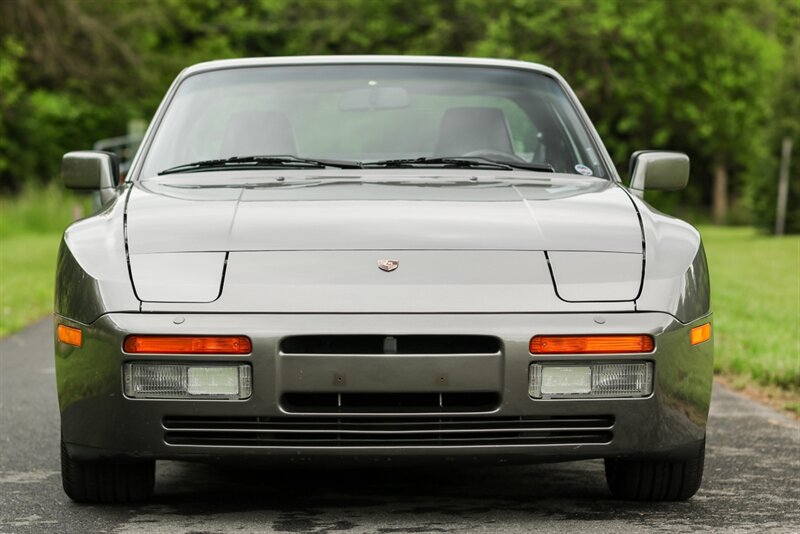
(1, 189, 798, 408)
(0, 186, 84, 336)
(698, 226, 800, 404)
(0, 233, 61, 336)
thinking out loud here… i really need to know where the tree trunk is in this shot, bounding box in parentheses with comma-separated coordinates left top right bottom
(775, 137, 793, 235)
(712, 163, 728, 224)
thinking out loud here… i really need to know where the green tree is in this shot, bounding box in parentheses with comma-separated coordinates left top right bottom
(469, 0, 783, 222)
(748, 0, 800, 233)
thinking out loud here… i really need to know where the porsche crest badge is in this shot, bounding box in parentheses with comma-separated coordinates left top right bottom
(377, 259, 399, 272)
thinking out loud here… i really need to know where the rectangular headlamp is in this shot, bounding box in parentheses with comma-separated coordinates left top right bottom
(529, 362, 653, 399)
(123, 363, 252, 399)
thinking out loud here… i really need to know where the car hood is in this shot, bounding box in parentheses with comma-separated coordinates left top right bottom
(126, 172, 642, 254)
(125, 172, 644, 309)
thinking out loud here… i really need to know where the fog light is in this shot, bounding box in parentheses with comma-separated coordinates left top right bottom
(123, 363, 251, 399)
(529, 362, 653, 399)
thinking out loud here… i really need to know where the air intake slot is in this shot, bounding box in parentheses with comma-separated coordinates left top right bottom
(281, 392, 501, 413)
(163, 415, 615, 447)
(280, 335, 501, 355)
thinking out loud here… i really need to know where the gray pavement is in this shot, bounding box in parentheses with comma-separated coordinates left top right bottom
(1, 318, 798, 533)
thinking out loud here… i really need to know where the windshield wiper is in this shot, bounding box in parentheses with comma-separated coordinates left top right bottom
(158, 155, 362, 175)
(163, 177, 360, 189)
(363, 157, 554, 173)
(364, 157, 510, 170)
(159, 155, 555, 175)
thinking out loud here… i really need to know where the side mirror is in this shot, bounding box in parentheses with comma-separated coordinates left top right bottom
(628, 151, 689, 198)
(62, 151, 119, 204)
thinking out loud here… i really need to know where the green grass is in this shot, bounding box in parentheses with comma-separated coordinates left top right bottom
(699, 225, 800, 395)
(0, 184, 86, 239)
(0, 185, 88, 336)
(0, 234, 63, 335)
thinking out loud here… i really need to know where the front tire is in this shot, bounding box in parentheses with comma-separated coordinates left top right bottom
(61, 439, 155, 503)
(604, 440, 705, 501)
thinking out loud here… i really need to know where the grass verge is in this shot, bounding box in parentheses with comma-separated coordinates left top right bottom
(0, 185, 87, 336)
(0, 234, 62, 336)
(699, 225, 800, 414)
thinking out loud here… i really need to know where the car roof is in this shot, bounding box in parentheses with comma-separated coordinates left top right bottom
(180, 55, 561, 80)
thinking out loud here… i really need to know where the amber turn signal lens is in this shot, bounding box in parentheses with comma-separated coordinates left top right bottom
(57, 324, 82, 347)
(690, 323, 711, 345)
(123, 335, 252, 354)
(530, 335, 654, 354)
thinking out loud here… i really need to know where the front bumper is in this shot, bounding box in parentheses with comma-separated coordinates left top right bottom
(55, 312, 712, 463)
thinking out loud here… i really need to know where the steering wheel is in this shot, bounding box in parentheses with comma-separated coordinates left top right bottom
(460, 149, 528, 164)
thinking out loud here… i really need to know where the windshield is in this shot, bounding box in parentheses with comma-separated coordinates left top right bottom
(139, 64, 608, 179)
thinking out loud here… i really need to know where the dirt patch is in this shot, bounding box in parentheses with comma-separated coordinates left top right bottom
(714, 374, 800, 421)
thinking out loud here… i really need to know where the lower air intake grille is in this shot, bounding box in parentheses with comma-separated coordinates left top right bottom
(281, 392, 501, 413)
(280, 335, 501, 355)
(163, 415, 614, 447)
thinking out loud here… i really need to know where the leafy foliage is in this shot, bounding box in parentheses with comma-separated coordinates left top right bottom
(0, 0, 796, 230)
(746, 0, 800, 232)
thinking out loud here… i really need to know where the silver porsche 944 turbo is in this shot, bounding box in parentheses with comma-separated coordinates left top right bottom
(55, 56, 713, 503)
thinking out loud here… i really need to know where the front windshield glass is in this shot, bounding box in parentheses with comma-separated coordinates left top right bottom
(139, 64, 607, 178)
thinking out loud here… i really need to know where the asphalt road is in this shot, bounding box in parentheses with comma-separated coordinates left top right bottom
(1, 319, 798, 534)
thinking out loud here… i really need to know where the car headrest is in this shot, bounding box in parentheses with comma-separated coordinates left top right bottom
(434, 107, 514, 157)
(220, 110, 297, 157)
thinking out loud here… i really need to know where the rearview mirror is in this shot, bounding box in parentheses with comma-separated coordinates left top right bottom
(62, 151, 119, 203)
(628, 151, 689, 198)
(339, 87, 410, 111)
